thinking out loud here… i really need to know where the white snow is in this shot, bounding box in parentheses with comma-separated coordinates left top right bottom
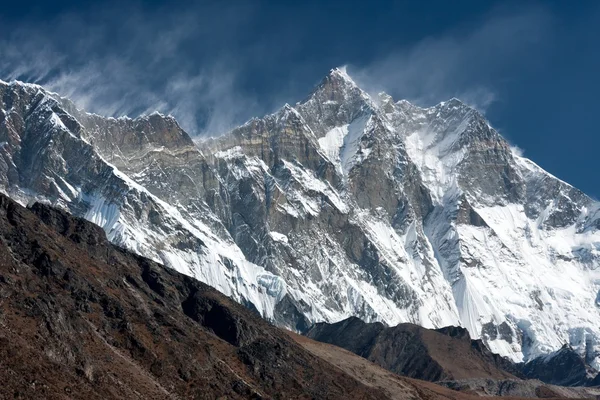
(83, 193, 121, 233)
(214, 145, 243, 159)
(404, 120, 468, 202)
(318, 114, 370, 179)
(455, 203, 600, 361)
(270, 231, 289, 244)
(280, 159, 349, 214)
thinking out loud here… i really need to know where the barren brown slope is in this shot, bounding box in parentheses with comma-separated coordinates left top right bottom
(289, 331, 468, 400)
(290, 332, 591, 400)
(306, 317, 518, 382)
(0, 193, 390, 400)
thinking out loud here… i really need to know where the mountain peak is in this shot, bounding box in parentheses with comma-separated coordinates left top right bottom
(328, 66, 357, 86)
(277, 103, 305, 123)
(294, 67, 374, 137)
(0, 79, 41, 90)
(437, 97, 470, 109)
(312, 66, 364, 97)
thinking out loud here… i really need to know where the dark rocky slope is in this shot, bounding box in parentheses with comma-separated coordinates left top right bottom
(292, 332, 600, 399)
(519, 345, 600, 387)
(306, 317, 600, 392)
(0, 193, 390, 399)
(306, 317, 519, 382)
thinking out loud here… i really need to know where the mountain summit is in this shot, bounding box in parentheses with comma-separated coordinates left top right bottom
(1, 69, 599, 368)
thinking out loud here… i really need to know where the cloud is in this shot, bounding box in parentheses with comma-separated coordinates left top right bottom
(347, 6, 553, 112)
(0, 3, 554, 136)
(0, 3, 264, 136)
(510, 145, 525, 157)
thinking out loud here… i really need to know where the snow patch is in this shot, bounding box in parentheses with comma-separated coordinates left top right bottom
(318, 114, 370, 179)
(270, 231, 289, 244)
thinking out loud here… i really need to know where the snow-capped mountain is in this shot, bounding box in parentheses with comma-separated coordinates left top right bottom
(1, 67, 599, 368)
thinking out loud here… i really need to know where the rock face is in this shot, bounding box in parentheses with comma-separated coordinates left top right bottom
(1, 67, 599, 368)
(520, 345, 600, 387)
(0, 192, 394, 399)
(0, 78, 287, 327)
(305, 317, 519, 382)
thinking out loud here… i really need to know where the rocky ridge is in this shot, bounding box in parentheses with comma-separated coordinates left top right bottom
(305, 316, 519, 382)
(305, 316, 600, 388)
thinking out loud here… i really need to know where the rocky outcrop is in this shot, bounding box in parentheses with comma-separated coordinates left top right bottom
(305, 317, 518, 382)
(520, 345, 600, 387)
(307, 317, 600, 390)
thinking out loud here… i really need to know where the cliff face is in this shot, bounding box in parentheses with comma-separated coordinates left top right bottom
(1, 67, 599, 368)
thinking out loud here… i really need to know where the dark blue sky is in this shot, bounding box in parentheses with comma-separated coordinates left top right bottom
(0, 0, 598, 198)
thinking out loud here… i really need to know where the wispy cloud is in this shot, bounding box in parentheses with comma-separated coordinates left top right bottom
(510, 145, 525, 157)
(0, 3, 554, 135)
(0, 3, 264, 136)
(348, 6, 553, 112)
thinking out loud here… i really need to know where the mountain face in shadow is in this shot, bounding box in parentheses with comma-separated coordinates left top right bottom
(306, 317, 600, 390)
